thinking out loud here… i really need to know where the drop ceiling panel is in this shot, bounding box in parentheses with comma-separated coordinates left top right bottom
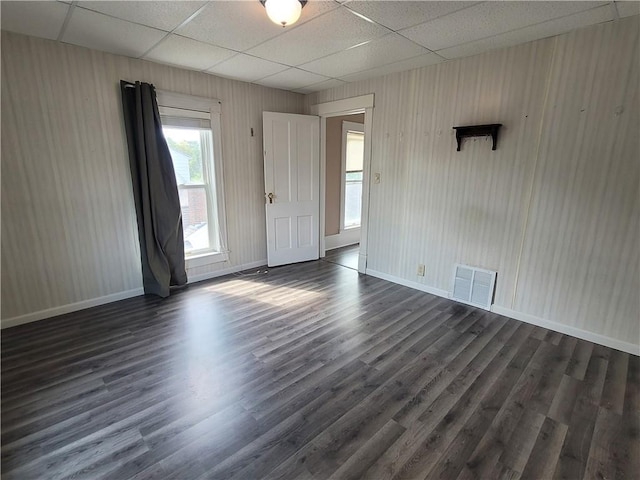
(339, 52, 444, 83)
(300, 33, 428, 78)
(144, 34, 236, 71)
(247, 7, 390, 66)
(616, 1, 640, 18)
(76, 1, 206, 32)
(1, 1, 69, 40)
(63, 7, 166, 58)
(296, 0, 344, 24)
(207, 54, 289, 82)
(255, 68, 330, 90)
(438, 5, 614, 59)
(343, 1, 479, 31)
(176, 2, 284, 52)
(294, 78, 347, 94)
(400, 1, 608, 51)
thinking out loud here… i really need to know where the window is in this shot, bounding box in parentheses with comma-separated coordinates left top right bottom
(341, 121, 365, 230)
(157, 90, 227, 266)
(162, 127, 215, 255)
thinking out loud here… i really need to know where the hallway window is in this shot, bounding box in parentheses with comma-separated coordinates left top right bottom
(342, 122, 364, 229)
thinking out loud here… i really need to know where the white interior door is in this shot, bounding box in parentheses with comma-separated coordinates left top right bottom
(263, 112, 320, 267)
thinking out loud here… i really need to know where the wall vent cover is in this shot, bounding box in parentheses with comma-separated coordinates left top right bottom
(450, 264, 497, 311)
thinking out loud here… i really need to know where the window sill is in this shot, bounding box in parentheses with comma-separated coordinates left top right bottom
(185, 251, 228, 269)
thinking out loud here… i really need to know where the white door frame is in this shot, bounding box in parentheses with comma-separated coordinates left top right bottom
(310, 94, 374, 274)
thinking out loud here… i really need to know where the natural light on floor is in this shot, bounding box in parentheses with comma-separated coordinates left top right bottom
(204, 279, 324, 307)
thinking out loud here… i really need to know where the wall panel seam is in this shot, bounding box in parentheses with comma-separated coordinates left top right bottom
(511, 36, 559, 309)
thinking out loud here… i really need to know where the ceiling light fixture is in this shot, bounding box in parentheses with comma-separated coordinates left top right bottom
(260, 0, 307, 27)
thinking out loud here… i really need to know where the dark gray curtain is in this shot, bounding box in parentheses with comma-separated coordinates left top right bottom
(120, 80, 187, 297)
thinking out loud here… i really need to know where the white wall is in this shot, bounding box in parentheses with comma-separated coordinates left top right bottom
(306, 17, 639, 352)
(1, 31, 304, 325)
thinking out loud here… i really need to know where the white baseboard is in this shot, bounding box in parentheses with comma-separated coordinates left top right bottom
(1, 288, 145, 329)
(365, 269, 639, 356)
(491, 305, 639, 356)
(365, 269, 449, 298)
(325, 228, 360, 251)
(1, 259, 269, 330)
(187, 259, 267, 283)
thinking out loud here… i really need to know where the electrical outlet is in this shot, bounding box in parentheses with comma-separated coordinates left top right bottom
(374, 173, 381, 184)
(417, 264, 425, 276)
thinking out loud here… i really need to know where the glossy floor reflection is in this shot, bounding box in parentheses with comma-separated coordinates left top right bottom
(322, 243, 359, 270)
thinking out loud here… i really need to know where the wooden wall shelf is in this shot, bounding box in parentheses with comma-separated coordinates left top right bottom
(453, 124, 502, 151)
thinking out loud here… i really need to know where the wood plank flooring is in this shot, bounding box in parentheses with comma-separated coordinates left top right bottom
(2, 259, 639, 479)
(323, 245, 359, 270)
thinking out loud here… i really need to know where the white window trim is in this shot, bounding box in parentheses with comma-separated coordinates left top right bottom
(156, 90, 228, 268)
(157, 90, 221, 115)
(340, 121, 365, 232)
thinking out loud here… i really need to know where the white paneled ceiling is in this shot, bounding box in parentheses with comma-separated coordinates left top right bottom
(344, 1, 479, 30)
(300, 32, 428, 78)
(0, 0, 633, 94)
(77, 1, 207, 31)
(207, 53, 290, 82)
(62, 6, 167, 58)
(399, 1, 610, 50)
(0, 0, 68, 40)
(145, 33, 236, 70)
(256, 67, 330, 89)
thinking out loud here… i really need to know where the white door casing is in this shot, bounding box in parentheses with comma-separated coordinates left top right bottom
(263, 112, 320, 267)
(311, 94, 374, 273)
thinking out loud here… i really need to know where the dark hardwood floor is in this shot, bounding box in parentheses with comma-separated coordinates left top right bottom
(1, 259, 638, 479)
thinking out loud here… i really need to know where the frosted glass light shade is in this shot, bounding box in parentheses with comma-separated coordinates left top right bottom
(264, 0, 302, 27)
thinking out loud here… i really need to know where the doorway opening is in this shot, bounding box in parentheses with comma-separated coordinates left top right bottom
(311, 94, 374, 274)
(322, 113, 365, 270)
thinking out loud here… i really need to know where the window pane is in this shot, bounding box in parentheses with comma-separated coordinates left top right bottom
(345, 171, 363, 182)
(346, 131, 364, 171)
(180, 187, 210, 254)
(163, 127, 209, 185)
(345, 181, 362, 228)
(344, 130, 364, 229)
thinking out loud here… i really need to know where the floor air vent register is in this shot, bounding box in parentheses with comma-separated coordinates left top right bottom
(450, 264, 497, 311)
